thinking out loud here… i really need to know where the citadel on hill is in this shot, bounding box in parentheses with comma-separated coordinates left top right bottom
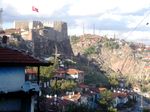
(1, 21, 73, 58)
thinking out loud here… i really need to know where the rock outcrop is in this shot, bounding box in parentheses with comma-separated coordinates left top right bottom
(71, 35, 149, 81)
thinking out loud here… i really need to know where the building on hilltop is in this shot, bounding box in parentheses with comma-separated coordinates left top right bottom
(42, 21, 54, 28)
(13, 21, 68, 42)
(14, 21, 43, 30)
(53, 21, 68, 41)
(8, 21, 73, 58)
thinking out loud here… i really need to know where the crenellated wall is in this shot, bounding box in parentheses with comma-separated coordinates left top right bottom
(14, 21, 73, 57)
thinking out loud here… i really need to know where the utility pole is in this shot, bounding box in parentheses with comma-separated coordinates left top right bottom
(83, 23, 85, 35)
(93, 24, 95, 35)
(0, 8, 3, 30)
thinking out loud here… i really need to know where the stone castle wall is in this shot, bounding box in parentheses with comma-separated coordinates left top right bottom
(14, 21, 29, 30)
(14, 21, 43, 30)
(53, 21, 68, 42)
(14, 20, 72, 57)
(14, 21, 68, 42)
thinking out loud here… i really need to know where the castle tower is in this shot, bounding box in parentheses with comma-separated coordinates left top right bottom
(53, 21, 68, 41)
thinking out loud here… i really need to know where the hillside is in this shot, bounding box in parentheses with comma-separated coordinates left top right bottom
(71, 34, 149, 84)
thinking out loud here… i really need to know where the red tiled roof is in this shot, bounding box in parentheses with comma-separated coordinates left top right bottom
(112, 92, 127, 98)
(78, 83, 89, 88)
(99, 87, 107, 92)
(144, 66, 150, 69)
(0, 47, 51, 66)
(66, 68, 83, 75)
(63, 93, 81, 102)
(26, 69, 37, 75)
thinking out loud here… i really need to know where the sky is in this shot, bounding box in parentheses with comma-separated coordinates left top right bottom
(0, 0, 150, 45)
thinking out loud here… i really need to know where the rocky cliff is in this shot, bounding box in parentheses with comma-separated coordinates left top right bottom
(71, 34, 149, 82)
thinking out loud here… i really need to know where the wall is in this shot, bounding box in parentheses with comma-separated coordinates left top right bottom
(15, 21, 43, 30)
(0, 99, 21, 111)
(53, 21, 68, 42)
(0, 67, 25, 92)
(14, 20, 73, 57)
(14, 21, 29, 30)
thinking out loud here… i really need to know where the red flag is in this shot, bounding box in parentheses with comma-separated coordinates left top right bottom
(32, 6, 39, 12)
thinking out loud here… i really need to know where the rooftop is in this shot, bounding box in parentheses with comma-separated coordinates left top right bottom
(112, 92, 128, 98)
(0, 46, 51, 66)
(66, 68, 83, 75)
(25, 69, 37, 75)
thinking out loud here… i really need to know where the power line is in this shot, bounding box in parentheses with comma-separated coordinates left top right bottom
(125, 11, 150, 39)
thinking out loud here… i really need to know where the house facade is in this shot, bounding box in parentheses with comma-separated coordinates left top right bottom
(0, 46, 51, 112)
(66, 68, 84, 83)
(112, 91, 128, 108)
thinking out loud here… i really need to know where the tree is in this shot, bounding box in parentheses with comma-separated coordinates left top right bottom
(50, 80, 77, 94)
(99, 90, 113, 111)
(71, 35, 80, 44)
(40, 65, 56, 79)
(104, 40, 119, 50)
(65, 104, 95, 112)
(63, 59, 76, 68)
(40, 58, 58, 80)
(108, 106, 117, 112)
(84, 45, 96, 56)
(108, 74, 119, 88)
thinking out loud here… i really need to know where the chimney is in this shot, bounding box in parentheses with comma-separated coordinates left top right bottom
(69, 94, 71, 99)
(2, 35, 8, 44)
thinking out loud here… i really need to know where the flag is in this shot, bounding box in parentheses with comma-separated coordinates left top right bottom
(32, 6, 39, 12)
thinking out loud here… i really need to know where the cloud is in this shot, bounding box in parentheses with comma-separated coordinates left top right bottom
(1, 0, 150, 45)
(68, 0, 150, 16)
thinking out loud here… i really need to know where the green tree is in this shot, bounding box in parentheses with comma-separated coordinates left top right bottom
(50, 80, 77, 93)
(71, 35, 80, 44)
(64, 59, 76, 68)
(65, 104, 95, 112)
(99, 90, 113, 111)
(108, 106, 117, 112)
(104, 40, 119, 50)
(108, 77, 119, 88)
(108, 73, 119, 88)
(84, 45, 96, 56)
(40, 58, 58, 80)
(40, 65, 56, 79)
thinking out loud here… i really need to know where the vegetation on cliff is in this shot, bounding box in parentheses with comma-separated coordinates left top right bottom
(71, 34, 149, 87)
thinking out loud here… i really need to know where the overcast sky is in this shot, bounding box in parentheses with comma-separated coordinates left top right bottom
(0, 0, 150, 45)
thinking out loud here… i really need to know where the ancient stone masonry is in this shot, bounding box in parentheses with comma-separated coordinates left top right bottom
(14, 21, 73, 58)
(14, 21, 43, 30)
(53, 21, 68, 42)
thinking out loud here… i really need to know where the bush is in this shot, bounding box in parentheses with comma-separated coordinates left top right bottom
(84, 45, 97, 55)
(104, 40, 119, 50)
